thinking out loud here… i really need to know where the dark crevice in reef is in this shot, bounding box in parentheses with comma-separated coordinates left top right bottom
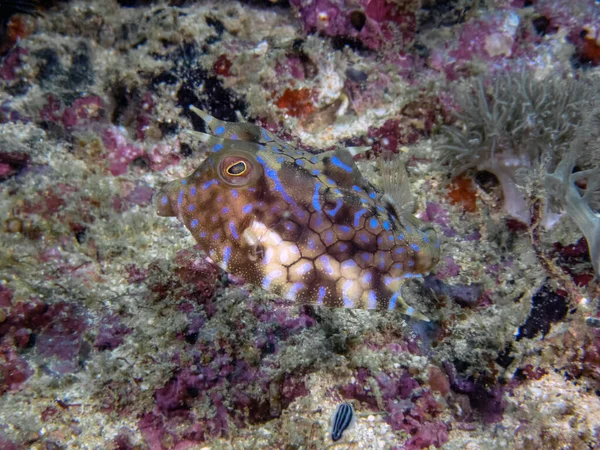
(516, 280, 569, 340)
(417, 0, 473, 31)
(176, 66, 247, 126)
(495, 344, 514, 369)
(147, 39, 249, 126)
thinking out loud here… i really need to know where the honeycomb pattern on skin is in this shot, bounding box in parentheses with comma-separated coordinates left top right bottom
(156, 107, 440, 320)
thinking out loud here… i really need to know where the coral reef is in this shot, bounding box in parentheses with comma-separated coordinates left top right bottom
(0, 0, 599, 449)
(437, 72, 594, 223)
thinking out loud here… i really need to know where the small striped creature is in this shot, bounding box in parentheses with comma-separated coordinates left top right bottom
(331, 403, 355, 441)
(155, 106, 440, 320)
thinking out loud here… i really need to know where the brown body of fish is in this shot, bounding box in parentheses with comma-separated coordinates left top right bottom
(155, 107, 440, 320)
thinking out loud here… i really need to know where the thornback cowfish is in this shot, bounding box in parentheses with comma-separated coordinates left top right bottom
(155, 106, 440, 320)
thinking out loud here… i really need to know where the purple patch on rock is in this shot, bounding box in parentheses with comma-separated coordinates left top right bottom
(94, 315, 132, 351)
(35, 302, 88, 374)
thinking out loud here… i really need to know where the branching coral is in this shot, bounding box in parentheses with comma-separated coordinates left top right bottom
(438, 71, 594, 223)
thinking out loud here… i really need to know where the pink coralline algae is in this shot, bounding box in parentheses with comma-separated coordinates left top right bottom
(0, 346, 32, 395)
(428, 10, 522, 78)
(141, 322, 312, 446)
(30, 302, 88, 375)
(364, 96, 439, 153)
(38, 94, 180, 176)
(0, 151, 30, 181)
(341, 367, 449, 449)
(552, 238, 596, 287)
(40, 94, 105, 129)
(0, 47, 27, 81)
(443, 362, 507, 425)
(112, 182, 154, 212)
(290, 0, 418, 51)
(0, 297, 89, 394)
(423, 202, 458, 238)
(94, 315, 132, 351)
(101, 126, 146, 176)
(137, 255, 316, 447)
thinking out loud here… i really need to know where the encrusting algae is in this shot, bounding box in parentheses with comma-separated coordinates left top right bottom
(155, 106, 440, 320)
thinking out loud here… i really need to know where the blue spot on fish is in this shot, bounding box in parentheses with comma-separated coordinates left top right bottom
(257, 155, 298, 209)
(212, 143, 223, 152)
(368, 291, 377, 309)
(320, 256, 335, 275)
(317, 286, 326, 305)
(342, 280, 355, 308)
(262, 269, 282, 290)
(261, 129, 272, 142)
(331, 155, 353, 173)
(353, 209, 366, 227)
(325, 198, 343, 217)
(223, 246, 231, 266)
(323, 230, 335, 245)
(362, 271, 372, 283)
(388, 292, 400, 310)
(312, 182, 322, 212)
(229, 222, 239, 239)
(286, 282, 304, 300)
(191, 219, 199, 228)
(202, 180, 218, 190)
(215, 126, 225, 135)
(242, 204, 253, 214)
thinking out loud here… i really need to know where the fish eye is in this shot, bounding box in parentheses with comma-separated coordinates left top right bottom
(218, 154, 259, 187)
(226, 161, 247, 176)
